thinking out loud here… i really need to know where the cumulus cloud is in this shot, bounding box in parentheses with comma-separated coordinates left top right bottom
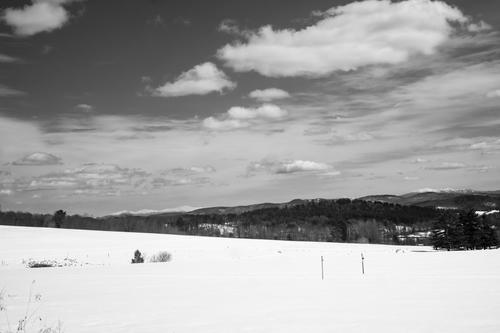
(153, 62, 236, 97)
(248, 88, 290, 101)
(12, 152, 63, 166)
(203, 104, 288, 130)
(2, 0, 75, 36)
(248, 159, 333, 175)
(218, 0, 475, 77)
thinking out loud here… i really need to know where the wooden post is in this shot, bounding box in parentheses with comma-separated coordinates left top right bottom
(361, 253, 365, 275)
(321, 256, 324, 280)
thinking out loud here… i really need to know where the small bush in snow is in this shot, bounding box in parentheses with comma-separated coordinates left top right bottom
(131, 250, 144, 264)
(149, 251, 172, 263)
(25, 258, 79, 268)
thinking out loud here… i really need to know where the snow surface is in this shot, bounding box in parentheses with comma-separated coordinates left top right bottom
(1, 225, 499, 332)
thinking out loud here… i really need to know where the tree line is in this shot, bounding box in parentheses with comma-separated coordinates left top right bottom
(431, 210, 498, 250)
(1, 199, 498, 248)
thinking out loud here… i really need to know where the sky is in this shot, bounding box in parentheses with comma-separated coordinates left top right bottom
(0, 0, 499, 216)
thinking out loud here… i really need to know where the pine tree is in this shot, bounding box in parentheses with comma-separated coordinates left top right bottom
(131, 250, 144, 264)
(461, 210, 481, 250)
(431, 213, 451, 250)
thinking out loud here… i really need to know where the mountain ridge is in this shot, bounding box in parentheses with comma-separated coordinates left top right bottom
(110, 190, 500, 217)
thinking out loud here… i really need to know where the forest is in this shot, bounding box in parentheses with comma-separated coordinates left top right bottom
(1, 198, 498, 247)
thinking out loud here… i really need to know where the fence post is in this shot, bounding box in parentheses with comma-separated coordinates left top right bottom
(361, 252, 365, 275)
(321, 255, 324, 280)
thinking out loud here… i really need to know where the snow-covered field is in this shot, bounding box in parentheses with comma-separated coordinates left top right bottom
(1, 225, 499, 333)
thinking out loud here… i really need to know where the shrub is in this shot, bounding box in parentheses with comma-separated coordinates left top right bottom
(149, 251, 172, 263)
(1, 282, 63, 333)
(131, 249, 144, 263)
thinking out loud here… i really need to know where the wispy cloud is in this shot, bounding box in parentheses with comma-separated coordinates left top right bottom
(424, 162, 467, 170)
(0, 53, 21, 63)
(0, 84, 26, 97)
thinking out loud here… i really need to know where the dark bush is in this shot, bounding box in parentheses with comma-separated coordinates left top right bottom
(131, 250, 144, 263)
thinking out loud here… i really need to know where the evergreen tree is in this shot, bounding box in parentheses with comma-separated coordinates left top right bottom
(131, 250, 144, 263)
(53, 210, 66, 228)
(431, 213, 451, 250)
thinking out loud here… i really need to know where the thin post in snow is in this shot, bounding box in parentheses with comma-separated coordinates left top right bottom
(361, 252, 365, 275)
(321, 255, 324, 280)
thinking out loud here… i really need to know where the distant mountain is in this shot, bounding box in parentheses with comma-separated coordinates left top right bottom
(107, 190, 500, 218)
(109, 205, 200, 217)
(188, 199, 308, 215)
(359, 190, 500, 211)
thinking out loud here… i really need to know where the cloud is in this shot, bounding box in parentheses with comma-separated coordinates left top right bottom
(248, 159, 332, 175)
(151, 165, 215, 188)
(412, 158, 429, 164)
(147, 14, 164, 26)
(0, 53, 20, 63)
(151, 176, 211, 187)
(228, 104, 287, 119)
(218, 0, 475, 77)
(161, 166, 216, 176)
(0, 189, 13, 195)
(248, 88, 290, 102)
(467, 21, 492, 33)
(202, 117, 248, 131)
(425, 162, 467, 170)
(173, 17, 191, 27)
(75, 103, 93, 112)
(486, 90, 500, 98)
(323, 130, 374, 144)
(203, 104, 288, 130)
(2, 0, 75, 36)
(218, 19, 246, 36)
(12, 152, 63, 166)
(153, 62, 236, 97)
(15, 163, 150, 194)
(470, 138, 500, 152)
(0, 84, 26, 97)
